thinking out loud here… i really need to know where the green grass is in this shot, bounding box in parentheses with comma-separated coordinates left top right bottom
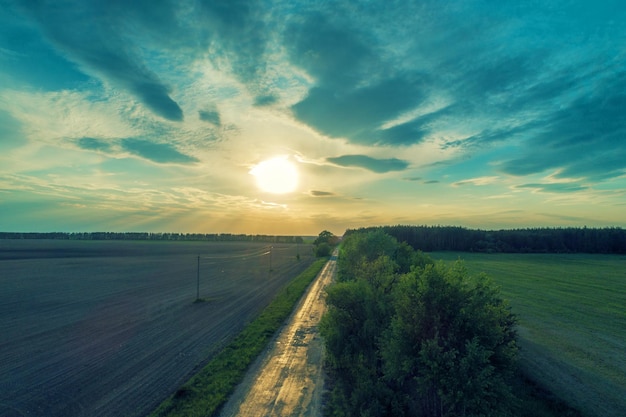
(149, 258, 328, 417)
(432, 252, 626, 417)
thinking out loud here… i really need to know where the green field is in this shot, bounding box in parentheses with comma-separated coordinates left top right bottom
(432, 252, 626, 417)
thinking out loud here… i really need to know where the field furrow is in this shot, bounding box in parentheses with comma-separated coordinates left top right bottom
(0, 239, 313, 417)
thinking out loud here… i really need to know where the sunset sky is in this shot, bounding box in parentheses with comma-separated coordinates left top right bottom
(1, 0, 625, 236)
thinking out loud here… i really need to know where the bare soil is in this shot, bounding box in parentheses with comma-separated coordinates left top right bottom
(0, 239, 313, 417)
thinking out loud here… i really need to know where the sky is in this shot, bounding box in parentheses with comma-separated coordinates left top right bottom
(1, 0, 625, 236)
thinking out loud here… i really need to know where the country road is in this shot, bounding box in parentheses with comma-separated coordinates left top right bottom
(220, 253, 336, 417)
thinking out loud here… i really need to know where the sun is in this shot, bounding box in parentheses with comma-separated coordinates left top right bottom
(249, 156, 299, 194)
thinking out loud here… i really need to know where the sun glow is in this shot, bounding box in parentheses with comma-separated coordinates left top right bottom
(250, 156, 299, 194)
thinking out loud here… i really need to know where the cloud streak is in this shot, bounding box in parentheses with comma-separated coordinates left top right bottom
(309, 190, 336, 197)
(10, 0, 184, 121)
(77, 137, 113, 153)
(515, 183, 589, 194)
(121, 139, 198, 164)
(76, 136, 198, 165)
(327, 155, 409, 173)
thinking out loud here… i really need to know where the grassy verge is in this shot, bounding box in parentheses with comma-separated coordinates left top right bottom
(149, 258, 328, 417)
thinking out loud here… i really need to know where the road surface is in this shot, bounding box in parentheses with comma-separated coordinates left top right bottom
(220, 253, 336, 417)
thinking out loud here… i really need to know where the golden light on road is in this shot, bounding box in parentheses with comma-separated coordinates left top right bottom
(250, 156, 299, 194)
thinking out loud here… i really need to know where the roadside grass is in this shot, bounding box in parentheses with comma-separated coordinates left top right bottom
(149, 258, 328, 417)
(432, 252, 626, 417)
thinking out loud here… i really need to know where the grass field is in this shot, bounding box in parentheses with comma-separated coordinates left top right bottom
(432, 252, 626, 417)
(0, 239, 314, 417)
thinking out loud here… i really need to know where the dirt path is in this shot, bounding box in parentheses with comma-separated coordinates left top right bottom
(220, 254, 336, 417)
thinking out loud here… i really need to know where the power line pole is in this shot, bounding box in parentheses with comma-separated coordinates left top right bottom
(269, 246, 273, 272)
(196, 255, 200, 301)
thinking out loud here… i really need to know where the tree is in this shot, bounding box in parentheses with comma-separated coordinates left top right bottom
(321, 230, 519, 417)
(313, 230, 339, 257)
(315, 242, 331, 257)
(314, 230, 340, 247)
(381, 262, 518, 416)
(321, 255, 398, 415)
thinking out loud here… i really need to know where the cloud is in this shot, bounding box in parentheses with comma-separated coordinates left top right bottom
(292, 77, 427, 145)
(0, 6, 91, 91)
(121, 138, 198, 164)
(284, 12, 372, 88)
(286, 13, 428, 146)
(326, 155, 409, 173)
(128, 82, 183, 121)
(196, 0, 271, 98)
(309, 190, 336, 197)
(11, 0, 183, 121)
(280, 0, 626, 197)
(453, 176, 500, 187)
(499, 72, 626, 181)
(198, 109, 221, 126)
(0, 110, 23, 150)
(77, 137, 113, 152)
(403, 177, 440, 185)
(515, 183, 589, 194)
(253, 94, 278, 107)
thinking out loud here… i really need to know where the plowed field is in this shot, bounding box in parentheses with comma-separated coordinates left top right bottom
(0, 239, 313, 417)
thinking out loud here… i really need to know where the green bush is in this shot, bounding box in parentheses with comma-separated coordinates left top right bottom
(315, 242, 331, 257)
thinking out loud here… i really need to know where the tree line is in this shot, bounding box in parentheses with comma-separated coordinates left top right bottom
(0, 232, 305, 243)
(344, 225, 626, 254)
(321, 230, 519, 416)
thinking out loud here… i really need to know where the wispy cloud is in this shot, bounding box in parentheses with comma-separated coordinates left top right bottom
(120, 139, 198, 164)
(499, 71, 626, 181)
(515, 183, 589, 194)
(77, 137, 113, 153)
(453, 176, 500, 187)
(326, 155, 409, 173)
(10, 0, 184, 121)
(198, 109, 221, 126)
(309, 190, 336, 197)
(285, 12, 426, 145)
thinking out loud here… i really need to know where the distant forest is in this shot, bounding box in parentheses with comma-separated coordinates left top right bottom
(0, 232, 305, 244)
(345, 225, 626, 254)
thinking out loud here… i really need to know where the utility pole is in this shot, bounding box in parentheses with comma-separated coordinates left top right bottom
(196, 255, 200, 301)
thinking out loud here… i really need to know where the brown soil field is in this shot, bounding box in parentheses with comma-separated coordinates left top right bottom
(0, 239, 313, 417)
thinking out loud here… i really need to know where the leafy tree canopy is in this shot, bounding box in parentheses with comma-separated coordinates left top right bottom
(321, 230, 518, 417)
(314, 230, 340, 247)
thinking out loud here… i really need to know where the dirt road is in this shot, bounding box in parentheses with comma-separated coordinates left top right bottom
(220, 253, 336, 417)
